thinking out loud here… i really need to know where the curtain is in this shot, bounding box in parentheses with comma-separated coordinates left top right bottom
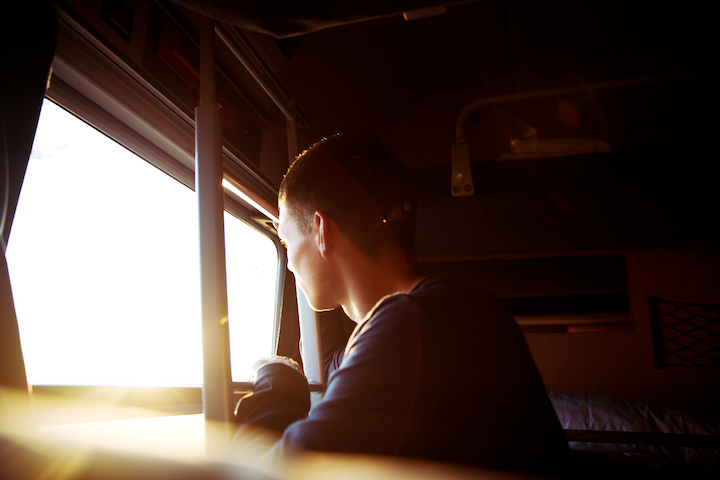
(0, 0, 56, 400)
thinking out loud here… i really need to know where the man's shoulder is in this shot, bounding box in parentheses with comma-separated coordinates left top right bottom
(393, 276, 517, 334)
(369, 276, 504, 322)
(410, 276, 499, 303)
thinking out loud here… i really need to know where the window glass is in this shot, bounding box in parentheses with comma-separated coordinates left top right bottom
(225, 212, 278, 381)
(6, 99, 277, 386)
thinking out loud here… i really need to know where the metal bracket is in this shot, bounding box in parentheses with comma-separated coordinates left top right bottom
(451, 141, 474, 196)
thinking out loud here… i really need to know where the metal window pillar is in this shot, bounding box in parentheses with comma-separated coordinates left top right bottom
(196, 17, 233, 458)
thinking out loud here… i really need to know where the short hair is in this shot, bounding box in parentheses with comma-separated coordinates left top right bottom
(279, 133, 416, 260)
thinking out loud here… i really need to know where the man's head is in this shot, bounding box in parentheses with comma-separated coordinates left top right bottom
(279, 133, 416, 261)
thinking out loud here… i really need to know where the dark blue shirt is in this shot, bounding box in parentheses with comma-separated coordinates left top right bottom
(235, 277, 569, 474)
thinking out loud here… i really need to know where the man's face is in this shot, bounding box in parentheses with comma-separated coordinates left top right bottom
(276, 202, 337, 311)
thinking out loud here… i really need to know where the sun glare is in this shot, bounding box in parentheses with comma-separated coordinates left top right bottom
(6, 100, 278, 386)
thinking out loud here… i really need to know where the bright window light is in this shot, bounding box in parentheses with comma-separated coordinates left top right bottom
(6, 99, 278, 386)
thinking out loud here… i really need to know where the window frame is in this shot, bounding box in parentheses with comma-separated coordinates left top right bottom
(13, 4, 287, 414)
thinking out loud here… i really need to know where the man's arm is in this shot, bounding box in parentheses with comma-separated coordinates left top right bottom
(225, 360, 311, 465)
(228, 296, 422, 464)
(234, 361, 310, 434)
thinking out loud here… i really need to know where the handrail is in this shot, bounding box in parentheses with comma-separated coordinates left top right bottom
(451, 68, 710, 197)
(455, 69, 707, 142)
(215, 23, 308, 128)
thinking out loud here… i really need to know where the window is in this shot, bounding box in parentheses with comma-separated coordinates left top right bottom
(6, 99, 278, 386)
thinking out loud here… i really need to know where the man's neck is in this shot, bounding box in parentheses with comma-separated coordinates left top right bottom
(339, 251, 425, 322)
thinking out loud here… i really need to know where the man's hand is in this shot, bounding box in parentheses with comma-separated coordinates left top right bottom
(251, 356, 303, 379)
(234, 356, 310, 434)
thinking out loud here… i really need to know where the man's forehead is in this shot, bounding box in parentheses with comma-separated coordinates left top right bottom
(276, 202, 290, 235)
(277, 202, 288, 224)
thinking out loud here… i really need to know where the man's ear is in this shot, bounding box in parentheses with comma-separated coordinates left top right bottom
(314, 211, 331, 257)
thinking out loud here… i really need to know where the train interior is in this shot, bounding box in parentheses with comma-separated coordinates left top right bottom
(1, 0, 719, 478)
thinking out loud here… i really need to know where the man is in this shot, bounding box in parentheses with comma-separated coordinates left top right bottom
(228, 133, 570, 475)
